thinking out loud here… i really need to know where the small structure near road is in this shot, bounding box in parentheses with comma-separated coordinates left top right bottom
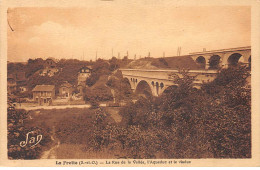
(59, 81, 73, 98)
(32, 85, 55, 105)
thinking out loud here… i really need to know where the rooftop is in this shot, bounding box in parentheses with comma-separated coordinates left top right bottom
(32, 85, 55, 92)
(60, 82, 73, 88)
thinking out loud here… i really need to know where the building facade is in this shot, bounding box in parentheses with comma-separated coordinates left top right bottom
(32, 85, 55, 105)
(77, 66, 92, 94)
(59, 82, 73, 98)
(77, 66, 92, 84)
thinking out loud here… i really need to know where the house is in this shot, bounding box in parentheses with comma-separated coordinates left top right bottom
(15, 72, 28, 92)
(7, 74, 17, 94)
(8, 72, 28, 94)
(59, 82, 73, 98)
(77, 66, 92, 84)
(39, 68, 59, 77)
(19, 86, 28, 93)
(44, 58, 57, 69)
(39, 58, 59, 77)
(32, 85, 55, 105)
(77, 66, 92, 94)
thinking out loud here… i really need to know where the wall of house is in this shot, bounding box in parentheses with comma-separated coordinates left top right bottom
(33, 89, 55, 105)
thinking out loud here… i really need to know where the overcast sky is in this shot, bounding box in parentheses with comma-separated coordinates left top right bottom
(7, 4, 250, 62)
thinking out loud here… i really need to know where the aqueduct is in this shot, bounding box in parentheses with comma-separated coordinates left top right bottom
(120, 46, 251, 97)
(121, 69, 218, 96)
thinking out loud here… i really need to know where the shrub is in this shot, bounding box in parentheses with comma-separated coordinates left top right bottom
(8, 108, 51, 159)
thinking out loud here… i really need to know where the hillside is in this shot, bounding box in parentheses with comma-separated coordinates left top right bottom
(124, 55, 202, 70)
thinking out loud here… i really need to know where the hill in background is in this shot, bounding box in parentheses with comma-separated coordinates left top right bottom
(124, 55, 201, 70)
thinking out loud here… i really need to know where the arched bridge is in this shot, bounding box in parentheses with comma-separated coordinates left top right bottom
(190, 46, 251, 69)
(120, 69, 218, 96)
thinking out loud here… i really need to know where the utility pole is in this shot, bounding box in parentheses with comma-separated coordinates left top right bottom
(177, 47, 182, 56)
(96, 51, 97, 61)
(148, 52, 150, 58)
(163, 52, 165, 58)
(112, 48, 114, 58)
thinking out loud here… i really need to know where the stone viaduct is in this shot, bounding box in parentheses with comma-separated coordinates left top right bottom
(190, 46, 251, 69)
(120, 46, 251, 97)
(120, 69, 218, 96)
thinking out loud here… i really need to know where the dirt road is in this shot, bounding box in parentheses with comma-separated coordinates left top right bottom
(16, 104, 92, 110)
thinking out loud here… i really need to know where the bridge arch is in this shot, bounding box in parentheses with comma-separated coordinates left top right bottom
(160, 82, 164, 88)
(195, 56, 206, 69)
(227, 53, 243, 67)
(161, 85, 178, 96)
(209, 55, 221, 69)
(135, 80, 153, 97)
(123, 77, 131, 86)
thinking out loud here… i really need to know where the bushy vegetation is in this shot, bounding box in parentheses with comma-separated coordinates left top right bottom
(106, 70, 133, 102)
(8, 60, 251, 159)
(8, 108, 51, 159)
(86, 57, 131, 87)
(87, 65, 251, 158)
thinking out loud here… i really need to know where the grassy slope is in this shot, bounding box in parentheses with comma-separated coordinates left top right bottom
(24, 108, 121, 158)
(124, 56, 201, 70)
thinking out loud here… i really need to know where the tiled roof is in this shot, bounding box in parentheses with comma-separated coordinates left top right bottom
(60, 82, 73, 88)
(32, 85, 55, 92)
(80, 66, 92, 71)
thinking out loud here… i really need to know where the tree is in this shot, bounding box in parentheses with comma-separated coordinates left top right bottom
(109, 57, 120, 71)
(8, 107, 51, 159)
(201, 65, 251, 158)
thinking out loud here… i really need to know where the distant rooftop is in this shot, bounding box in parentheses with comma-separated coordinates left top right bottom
(32, 85, 55, 92)
(60, 81, 73, 88)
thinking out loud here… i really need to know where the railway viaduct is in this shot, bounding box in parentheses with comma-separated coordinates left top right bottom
(120, 46, 251, 97)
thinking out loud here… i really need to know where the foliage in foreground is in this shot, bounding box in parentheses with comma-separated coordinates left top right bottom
(8, 108, 51, 159)
(88, 65, 251, 158)
(8, 65, 251, 159)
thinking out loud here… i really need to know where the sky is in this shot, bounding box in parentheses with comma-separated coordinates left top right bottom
(7, 4, 251, 62)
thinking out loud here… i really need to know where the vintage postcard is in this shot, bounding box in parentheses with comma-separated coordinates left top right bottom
(0, 0, 260, 167)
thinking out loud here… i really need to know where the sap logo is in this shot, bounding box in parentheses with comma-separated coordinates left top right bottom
(20, 131, 42, 148)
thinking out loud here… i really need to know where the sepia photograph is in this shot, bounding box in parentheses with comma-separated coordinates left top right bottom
(1, 0, 260, 167)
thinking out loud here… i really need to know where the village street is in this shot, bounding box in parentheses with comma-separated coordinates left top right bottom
(15, 103, 110, 111)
